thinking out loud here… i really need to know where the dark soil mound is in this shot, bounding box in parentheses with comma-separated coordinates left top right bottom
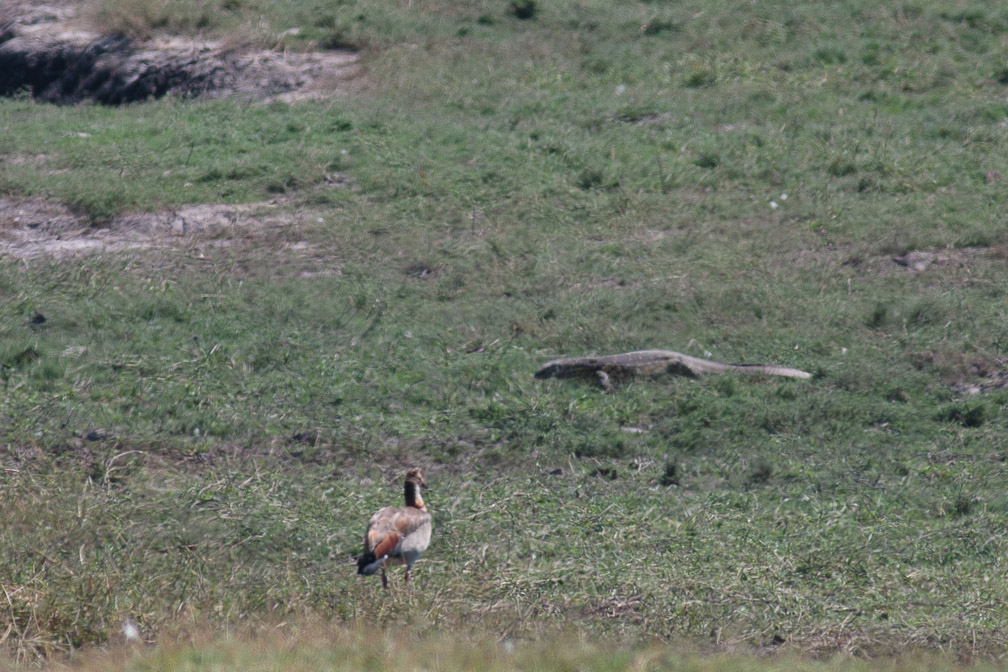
(0, 33, 240, 104)
(0, 4, 358, 105)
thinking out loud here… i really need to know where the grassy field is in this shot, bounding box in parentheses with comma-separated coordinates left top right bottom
(1, 0, 1008, 668)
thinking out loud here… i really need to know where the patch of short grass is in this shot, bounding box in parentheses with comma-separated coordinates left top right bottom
(86, 0, 244, 40)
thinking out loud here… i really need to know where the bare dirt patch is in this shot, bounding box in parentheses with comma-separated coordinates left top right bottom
(0, 195, 303, 259)
(0, 1, 361, 104)
(789, 243, 997, 280)
(0, 193, 353, 282)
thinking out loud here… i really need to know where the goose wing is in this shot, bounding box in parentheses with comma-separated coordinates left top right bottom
(365, 506, 430, 557)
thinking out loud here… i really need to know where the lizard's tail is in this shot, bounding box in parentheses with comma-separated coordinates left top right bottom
(731, 364, 811, 379)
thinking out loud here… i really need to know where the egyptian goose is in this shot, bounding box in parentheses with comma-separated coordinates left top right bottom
(356, 468, 431, 588)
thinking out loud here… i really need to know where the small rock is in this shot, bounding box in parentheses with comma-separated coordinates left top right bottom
(892, 250, 936, 271)
(122, 618, 141, 643)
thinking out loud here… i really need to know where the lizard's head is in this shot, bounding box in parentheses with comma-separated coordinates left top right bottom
(534, 361, 562, 379)
(536, 360, 568, 380)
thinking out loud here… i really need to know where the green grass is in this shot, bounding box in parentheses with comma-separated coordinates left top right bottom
(2, 0, 1008, 667)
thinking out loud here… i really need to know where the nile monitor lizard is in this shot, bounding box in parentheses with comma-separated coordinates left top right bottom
(535, 349, 811, 392)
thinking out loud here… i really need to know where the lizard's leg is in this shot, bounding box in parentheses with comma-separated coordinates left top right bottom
(666, 361, 699, 378)
(594, 370, 614, 392)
